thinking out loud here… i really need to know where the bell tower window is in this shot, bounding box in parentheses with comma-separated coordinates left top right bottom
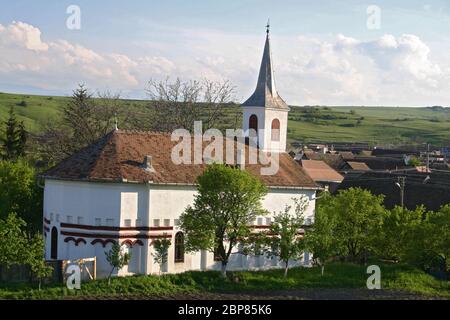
(271, 118, 280, 141)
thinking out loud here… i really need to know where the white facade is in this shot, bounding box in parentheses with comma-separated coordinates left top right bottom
(43, 179, 316, 277)
(242, 106, 289, 153)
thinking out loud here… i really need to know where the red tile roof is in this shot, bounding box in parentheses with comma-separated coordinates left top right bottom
(42, 130, 318, 189)
(301, 160, 344, 183)
(346, 161, 371, 171)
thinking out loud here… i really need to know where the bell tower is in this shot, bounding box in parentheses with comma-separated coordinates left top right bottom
(242, 22, 290, 153)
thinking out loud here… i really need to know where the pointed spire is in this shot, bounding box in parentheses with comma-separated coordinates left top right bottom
(242, 22, 289, 110)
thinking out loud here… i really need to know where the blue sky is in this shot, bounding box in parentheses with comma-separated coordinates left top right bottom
(1, 0, 450, 105)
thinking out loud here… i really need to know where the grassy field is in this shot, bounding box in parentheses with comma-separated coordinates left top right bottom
(1, 91, 450, 146)
(0, 263, 448, 299)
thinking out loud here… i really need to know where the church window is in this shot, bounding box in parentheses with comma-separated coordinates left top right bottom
(271, 119, 280, 141)
(174, 232, 185, 263)
(164, 219, 170, 227)
(249, 114, 258, 132)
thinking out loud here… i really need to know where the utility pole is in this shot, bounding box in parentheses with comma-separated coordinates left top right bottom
(396, 176, 406, 208)
(426, 143, 430, 172)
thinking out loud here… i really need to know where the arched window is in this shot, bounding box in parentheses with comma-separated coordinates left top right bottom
(51, 227, 58, 260)
(249, 114, 258, 132)
(174, 232, 185, 263)
(271, 118, 280, 141)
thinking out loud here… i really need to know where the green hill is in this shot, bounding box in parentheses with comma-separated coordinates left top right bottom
(1, 92, 449, 146)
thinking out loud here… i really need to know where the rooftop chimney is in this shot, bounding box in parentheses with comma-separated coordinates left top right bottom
(142, 155, 155, 172)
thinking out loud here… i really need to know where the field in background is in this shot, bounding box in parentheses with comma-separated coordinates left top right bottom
(1, 92, 449, 147)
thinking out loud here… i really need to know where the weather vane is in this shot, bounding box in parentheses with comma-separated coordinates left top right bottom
(266, 18, 270, 34)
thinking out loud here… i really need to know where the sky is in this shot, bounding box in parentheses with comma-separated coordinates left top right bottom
(1, 0, 450, 106)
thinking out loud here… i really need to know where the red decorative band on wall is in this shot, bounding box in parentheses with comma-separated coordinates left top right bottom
(121, 239, 144, 246)
(60, 223, 173, 232)
(64, 237, 87, 246)
(61, 230, 172, 240)
(91, 239, 116, 247)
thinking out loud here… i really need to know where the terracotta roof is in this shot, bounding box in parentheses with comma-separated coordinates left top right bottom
(42, 130, 318, 189)
(303, 151, 345, 171)
(338, 151, 354, 160)
(345, 161, 371, 171)
(301, 160, 344, 183)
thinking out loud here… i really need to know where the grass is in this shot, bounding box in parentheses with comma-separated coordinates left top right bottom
(0, 263, 448, 299)
(1, 91, 450, 146)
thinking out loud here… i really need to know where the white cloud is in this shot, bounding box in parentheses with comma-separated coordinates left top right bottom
(0, 21, 449, 106)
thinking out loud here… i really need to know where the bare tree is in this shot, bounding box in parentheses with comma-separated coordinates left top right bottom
(144, 77, 236, 132)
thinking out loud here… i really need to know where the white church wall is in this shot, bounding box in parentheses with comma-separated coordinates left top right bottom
(44, 179, 316, 277)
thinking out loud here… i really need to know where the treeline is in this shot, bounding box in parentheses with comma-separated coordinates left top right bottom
(308, 188, 449, 278)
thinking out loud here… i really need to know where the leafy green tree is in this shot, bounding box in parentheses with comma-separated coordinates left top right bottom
(305, 193, 341, 275)
(405, 206, 450, 275)
(319, 188, 385, 263)
(375, 205, 425, 262)
(0, 213, 28, 267)
(180, 163, 268, 277)
(151, 238, 171, 274)
(1, 107, 27, 161)
(0, 160, 43, 234)
(105, 242, 130, 285)
(0, 213, 51, 288)
(25, 233, 53, 290)
(263, 198, 308, 277)
(407, 156, 423, 167)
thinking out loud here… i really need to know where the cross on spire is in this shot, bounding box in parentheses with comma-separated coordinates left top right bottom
(266, 18, 270, 35)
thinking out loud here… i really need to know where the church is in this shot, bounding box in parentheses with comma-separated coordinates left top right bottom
(41, 28, 320, 277)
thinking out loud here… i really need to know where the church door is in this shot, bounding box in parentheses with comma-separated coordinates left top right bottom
(51, 227, 58, 260)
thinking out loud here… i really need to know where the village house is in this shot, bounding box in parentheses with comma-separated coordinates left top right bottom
(41, 28, 320, 277)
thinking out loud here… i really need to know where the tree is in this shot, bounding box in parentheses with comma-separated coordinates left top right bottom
(38, 85, 124, 164)
(143, 78, 236, 132)
(404, 206, 450, 276)
(180, 163, 268, 277)
(305, 193, 340, 275)
(151, 238, 171, 274)
(0, 213, 28, 268)
(0, 213, 52, 289)
(0, 160, 43, 234)
(105, 242, 130, 285)
(1, 107, 27, 161)
(263, 197, 309, 277)
(25, 233, 53, 290)
(375, 205, 425, 262)
(407, 156, 423, 167)
(319, 188, 385, 263)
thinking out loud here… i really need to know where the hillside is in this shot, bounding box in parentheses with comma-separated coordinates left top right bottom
(1, 92, 449, 147)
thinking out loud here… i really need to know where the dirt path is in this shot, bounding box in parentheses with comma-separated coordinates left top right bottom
(68, 289, 446, 300)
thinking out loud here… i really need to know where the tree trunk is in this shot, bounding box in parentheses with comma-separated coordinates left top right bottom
(108, 267, 115, 285)
(284, 261, 289, 278)
(321, 265, 325, 276)
(221, 262, 227, 278)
